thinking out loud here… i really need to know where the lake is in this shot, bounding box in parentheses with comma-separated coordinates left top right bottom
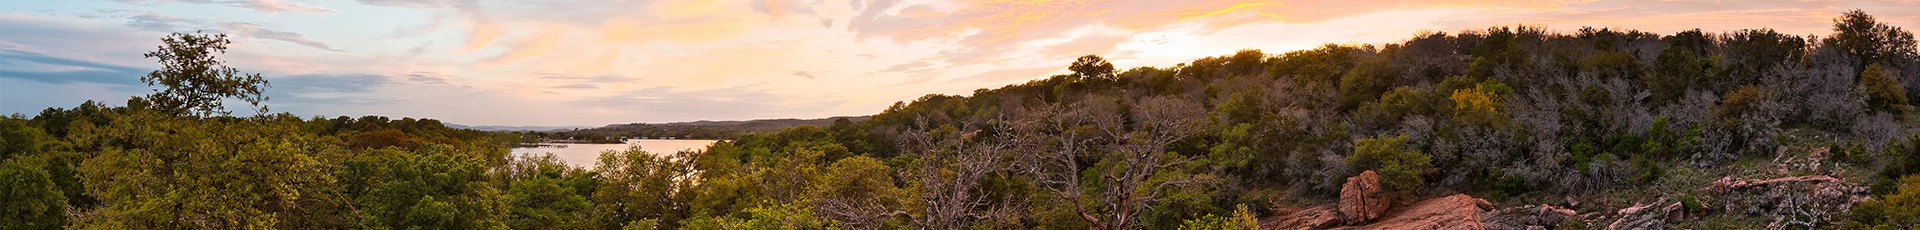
(511, 139, 717, 169)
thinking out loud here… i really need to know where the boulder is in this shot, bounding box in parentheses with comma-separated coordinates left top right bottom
(1339, 170, 1393, 225)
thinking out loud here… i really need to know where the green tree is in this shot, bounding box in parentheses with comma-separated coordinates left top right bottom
(1823, 9, 1917, 68)
(1071, 55, 1117, 81)
(1846, 175, 1920, 229)
(76, 114, 350, 229)
(0, 157, 67, 230)
(591, 147, 696, 229)
(138, 32, 270, 117)
(1348, 134, 1432, 192)
(338, 147, 508, 229)
(1861, 63, 1911, 114)
(503, 154, 596, 230)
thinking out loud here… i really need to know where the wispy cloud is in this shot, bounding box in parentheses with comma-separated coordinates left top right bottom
(112, 0, 337, 14)
(221, 22, 344, 51)
(227, 0, 336, 14)
(0, 49, 148, 86)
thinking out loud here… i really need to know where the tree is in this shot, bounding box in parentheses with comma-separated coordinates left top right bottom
(1846, 175, 1920, 229)
(0, 157, 67, 230)
(894, 119, 1017, 229)
(810, 155, 903, 229)
(591, 147, 696, 229)
(1347, 134, 1431, 192)
(1823, 10, 1918, 69)
(1861, 63, 1911, 114)
(76, 114, 352, 229)
(1015, 96, 1213, 230)
(1071, 55, 1117, 81)
(139, 32, 270, 117)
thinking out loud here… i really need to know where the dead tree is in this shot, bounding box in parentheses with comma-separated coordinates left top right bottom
(848, 116, 1022, 229)
(1012, 96, 1213, 230)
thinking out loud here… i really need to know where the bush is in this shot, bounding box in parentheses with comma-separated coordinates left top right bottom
(1861, 63, 1911, 115)
(1844, 175, 1920, 229)
(1348, 134, 1433, 192)
(1177, 204, 1259, 230)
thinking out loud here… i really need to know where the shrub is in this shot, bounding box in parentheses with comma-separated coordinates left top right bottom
(1844, 175, 1920, 229)
(1861, 63, 1911, 115)
(1348, 134, 1433, 192)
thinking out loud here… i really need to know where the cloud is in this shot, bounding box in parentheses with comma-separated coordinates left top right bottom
(221, 22, 343, 51)
(0, 49, 149, 86)
(540, 74, 637, 84)
(227, 0, 336, 14)
(404, 71, 465, 87)
(485, 28, 565, 65)
(792, 71, 816, 79)
(354, 0, 474, 8)
(268, 73, 405, 105)
(878, 60, 934, 73)
(111, 0, 337, 14)
(106, 10, 208, 32)
(947, 66, 1059, 83)
(273, 73, 389, 93)
(569, 86, 847, 120)
(459, 12, 502, 52)
(552, 83, 599, 89)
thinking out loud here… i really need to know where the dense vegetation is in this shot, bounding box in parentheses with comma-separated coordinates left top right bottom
(6, 10, 1920, 229)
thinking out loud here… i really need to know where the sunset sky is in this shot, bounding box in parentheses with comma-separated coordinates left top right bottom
(3, 0, 1918, 126)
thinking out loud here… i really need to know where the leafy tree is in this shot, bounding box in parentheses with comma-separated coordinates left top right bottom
(76, 114, 351, 229)
(338, 147, 508, 229)
(810, 156, 901, 229)
(1846, 175, 1920, 229)
(502, 154, 595, 230)
(1449, 84, 1504, 126)
(137, 32, 269, 117)
(1347, 134, 1431, 192)
(1861, 63, 1911, 114)
(0, 157, 67, 230)
(1071, 55, 1117, 81)
(1824, 9, 1918, 69)
(591, 147, 696, 229)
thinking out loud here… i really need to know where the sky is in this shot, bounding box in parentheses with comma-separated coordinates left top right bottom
(2, 0, 1918, 126)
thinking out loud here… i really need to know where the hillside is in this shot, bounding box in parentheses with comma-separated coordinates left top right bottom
(6, 9, 1920, 230)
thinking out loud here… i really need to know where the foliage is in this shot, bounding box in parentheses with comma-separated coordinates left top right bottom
(1176, 204, 1259, 230)
(23, 10, 1920, 229)
(1347, 134, 1432, 192)
(0, 157, 67, 230)
(1844, 175, 1920, 229)
(1072, 55, 1118, 81)
(1861, 63, 1911, 114)
(137, 32, 269, 117)
(1824, 9, 1918, 68)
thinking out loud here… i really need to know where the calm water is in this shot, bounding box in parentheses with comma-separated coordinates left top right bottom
(511, 139, 717, 169)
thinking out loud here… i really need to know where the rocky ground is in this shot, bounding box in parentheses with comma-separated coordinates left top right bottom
(1262, 147, 1876, 230)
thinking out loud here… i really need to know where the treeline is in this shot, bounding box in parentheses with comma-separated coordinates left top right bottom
(563, 116, 872, 140)
(6, 10, 1920, 230)
(622, 10, 1920, 228)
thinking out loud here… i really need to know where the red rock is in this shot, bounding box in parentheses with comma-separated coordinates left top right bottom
(1339, 170, 1393, 225)
(1338, 194, 1490, 230)
(1262, 204, 1341, 229)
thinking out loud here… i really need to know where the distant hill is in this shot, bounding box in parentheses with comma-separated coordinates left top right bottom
(564, 116, 870, 139)
(444, 124, 590, 132)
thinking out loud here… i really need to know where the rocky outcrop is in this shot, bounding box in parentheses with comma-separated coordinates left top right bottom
(1483, 204, 1579, 229)
(1261, 205, 1340, 229)
(1338, 170, 1393, 225)
(1340, 194, 1492, 230)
